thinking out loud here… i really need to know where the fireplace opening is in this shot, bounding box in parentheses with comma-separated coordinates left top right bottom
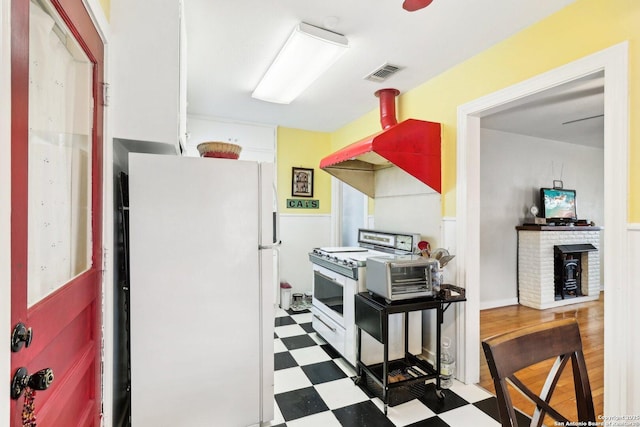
(554, 244, 597, 300)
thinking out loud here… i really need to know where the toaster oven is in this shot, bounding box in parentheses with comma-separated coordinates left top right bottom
(365, 255, 439, 301)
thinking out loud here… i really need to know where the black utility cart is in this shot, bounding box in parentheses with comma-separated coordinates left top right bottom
(354, 286, 466, 414)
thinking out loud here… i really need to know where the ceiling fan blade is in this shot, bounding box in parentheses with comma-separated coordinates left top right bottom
(403, 0, 434, 12)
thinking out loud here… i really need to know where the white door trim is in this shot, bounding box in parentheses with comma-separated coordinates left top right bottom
(456, 41, 629, 416)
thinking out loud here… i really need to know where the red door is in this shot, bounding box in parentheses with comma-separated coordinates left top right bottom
(10, 0, 104, 425)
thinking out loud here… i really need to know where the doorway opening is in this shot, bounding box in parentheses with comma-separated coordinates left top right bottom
(456, 42, 629, 415)
(478, 71, 604, 310)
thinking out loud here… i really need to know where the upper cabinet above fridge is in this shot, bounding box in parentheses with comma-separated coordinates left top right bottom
(110, 0, 187, 154)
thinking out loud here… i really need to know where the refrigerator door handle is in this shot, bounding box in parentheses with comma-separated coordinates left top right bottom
(272, 184, 280, 245)
(259, 164, 280, 250)
(260, 207, 280, 249)
(259, 240, 282, 250)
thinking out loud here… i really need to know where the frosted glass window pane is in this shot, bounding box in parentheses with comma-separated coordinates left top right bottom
(27, 1, 93, 306)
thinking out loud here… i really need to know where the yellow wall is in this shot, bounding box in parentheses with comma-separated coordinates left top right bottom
(331, 0, 640, 221)
(277, 127, 332, 214)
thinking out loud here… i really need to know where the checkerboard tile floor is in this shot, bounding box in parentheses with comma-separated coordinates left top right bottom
(266, 307, 529, 427)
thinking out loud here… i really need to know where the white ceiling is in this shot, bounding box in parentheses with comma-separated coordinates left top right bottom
(184, 0, 580, 133)
(482, 71, 604, 148)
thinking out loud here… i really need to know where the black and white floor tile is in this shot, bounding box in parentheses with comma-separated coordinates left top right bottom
(266, 307, 519, 427)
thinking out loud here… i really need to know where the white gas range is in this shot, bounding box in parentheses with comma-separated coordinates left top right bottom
(308, 229, 423, 366)
(308, 246, 384, 281)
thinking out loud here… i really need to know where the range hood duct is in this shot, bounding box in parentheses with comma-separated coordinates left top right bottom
(319, 88, 441, 198)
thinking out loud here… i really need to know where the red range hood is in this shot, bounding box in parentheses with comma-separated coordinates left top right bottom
(320, 89, 441, 198)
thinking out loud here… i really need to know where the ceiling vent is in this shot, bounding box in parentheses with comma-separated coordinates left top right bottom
(364, 63, 402, 82)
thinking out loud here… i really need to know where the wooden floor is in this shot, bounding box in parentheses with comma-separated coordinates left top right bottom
(478, 293, 604, 423)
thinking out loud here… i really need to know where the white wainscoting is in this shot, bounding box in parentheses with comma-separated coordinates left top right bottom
(422, 218, 460, 368)
(279, 214, 332, 300)
(626, 224, 640, 413)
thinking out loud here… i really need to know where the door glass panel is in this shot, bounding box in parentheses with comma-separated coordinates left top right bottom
(27, 0, 93, 306)
(313, 271, 344, 315)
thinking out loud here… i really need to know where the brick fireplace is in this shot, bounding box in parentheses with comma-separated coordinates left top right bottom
(516, 226, 601, 309)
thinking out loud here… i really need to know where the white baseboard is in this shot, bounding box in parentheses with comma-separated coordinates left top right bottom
(480, 298, 518, 310)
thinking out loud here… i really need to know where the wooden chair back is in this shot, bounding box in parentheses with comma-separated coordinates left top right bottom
(481, 318, 595, 427)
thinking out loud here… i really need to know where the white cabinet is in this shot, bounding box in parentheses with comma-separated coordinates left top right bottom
(110, 0, 186, 152)
(185, 116, 276, 162)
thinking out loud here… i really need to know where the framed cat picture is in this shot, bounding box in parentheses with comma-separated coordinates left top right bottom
(291, 167, 314, 197)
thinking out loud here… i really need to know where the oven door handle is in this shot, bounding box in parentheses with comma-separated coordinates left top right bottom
(313, 314, 337, 332)
(314, 270, 341, 284)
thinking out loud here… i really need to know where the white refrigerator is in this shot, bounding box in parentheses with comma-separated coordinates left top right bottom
(128, 153, 277, 426)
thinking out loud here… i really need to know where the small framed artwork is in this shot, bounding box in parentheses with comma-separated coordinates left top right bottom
(292, 167, 314, 197)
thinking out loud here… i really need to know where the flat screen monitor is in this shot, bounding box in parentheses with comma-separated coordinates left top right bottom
(540, 188, 577, 220)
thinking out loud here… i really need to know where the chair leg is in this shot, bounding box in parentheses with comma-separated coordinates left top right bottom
(494, 379, 519, 427)
(572, 352, 596, 422)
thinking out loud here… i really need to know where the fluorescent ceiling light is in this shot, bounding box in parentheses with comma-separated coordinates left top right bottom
(252, 22, 349, 104)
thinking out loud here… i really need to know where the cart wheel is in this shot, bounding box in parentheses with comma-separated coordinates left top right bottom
(436, 388, 446, 399)
(353, 376, 363, 386)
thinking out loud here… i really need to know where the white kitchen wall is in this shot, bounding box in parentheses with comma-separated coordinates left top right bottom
(279, 214, 332, 296)
(372, 166, 446, 365)
(374, 167, 442, 246)
(440, 217, 460, 361)
(480, 128, 604, 309)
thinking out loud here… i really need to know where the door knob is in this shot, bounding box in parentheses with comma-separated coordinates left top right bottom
(11, 367, 54, 399)
(11, 322, 33, 352)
